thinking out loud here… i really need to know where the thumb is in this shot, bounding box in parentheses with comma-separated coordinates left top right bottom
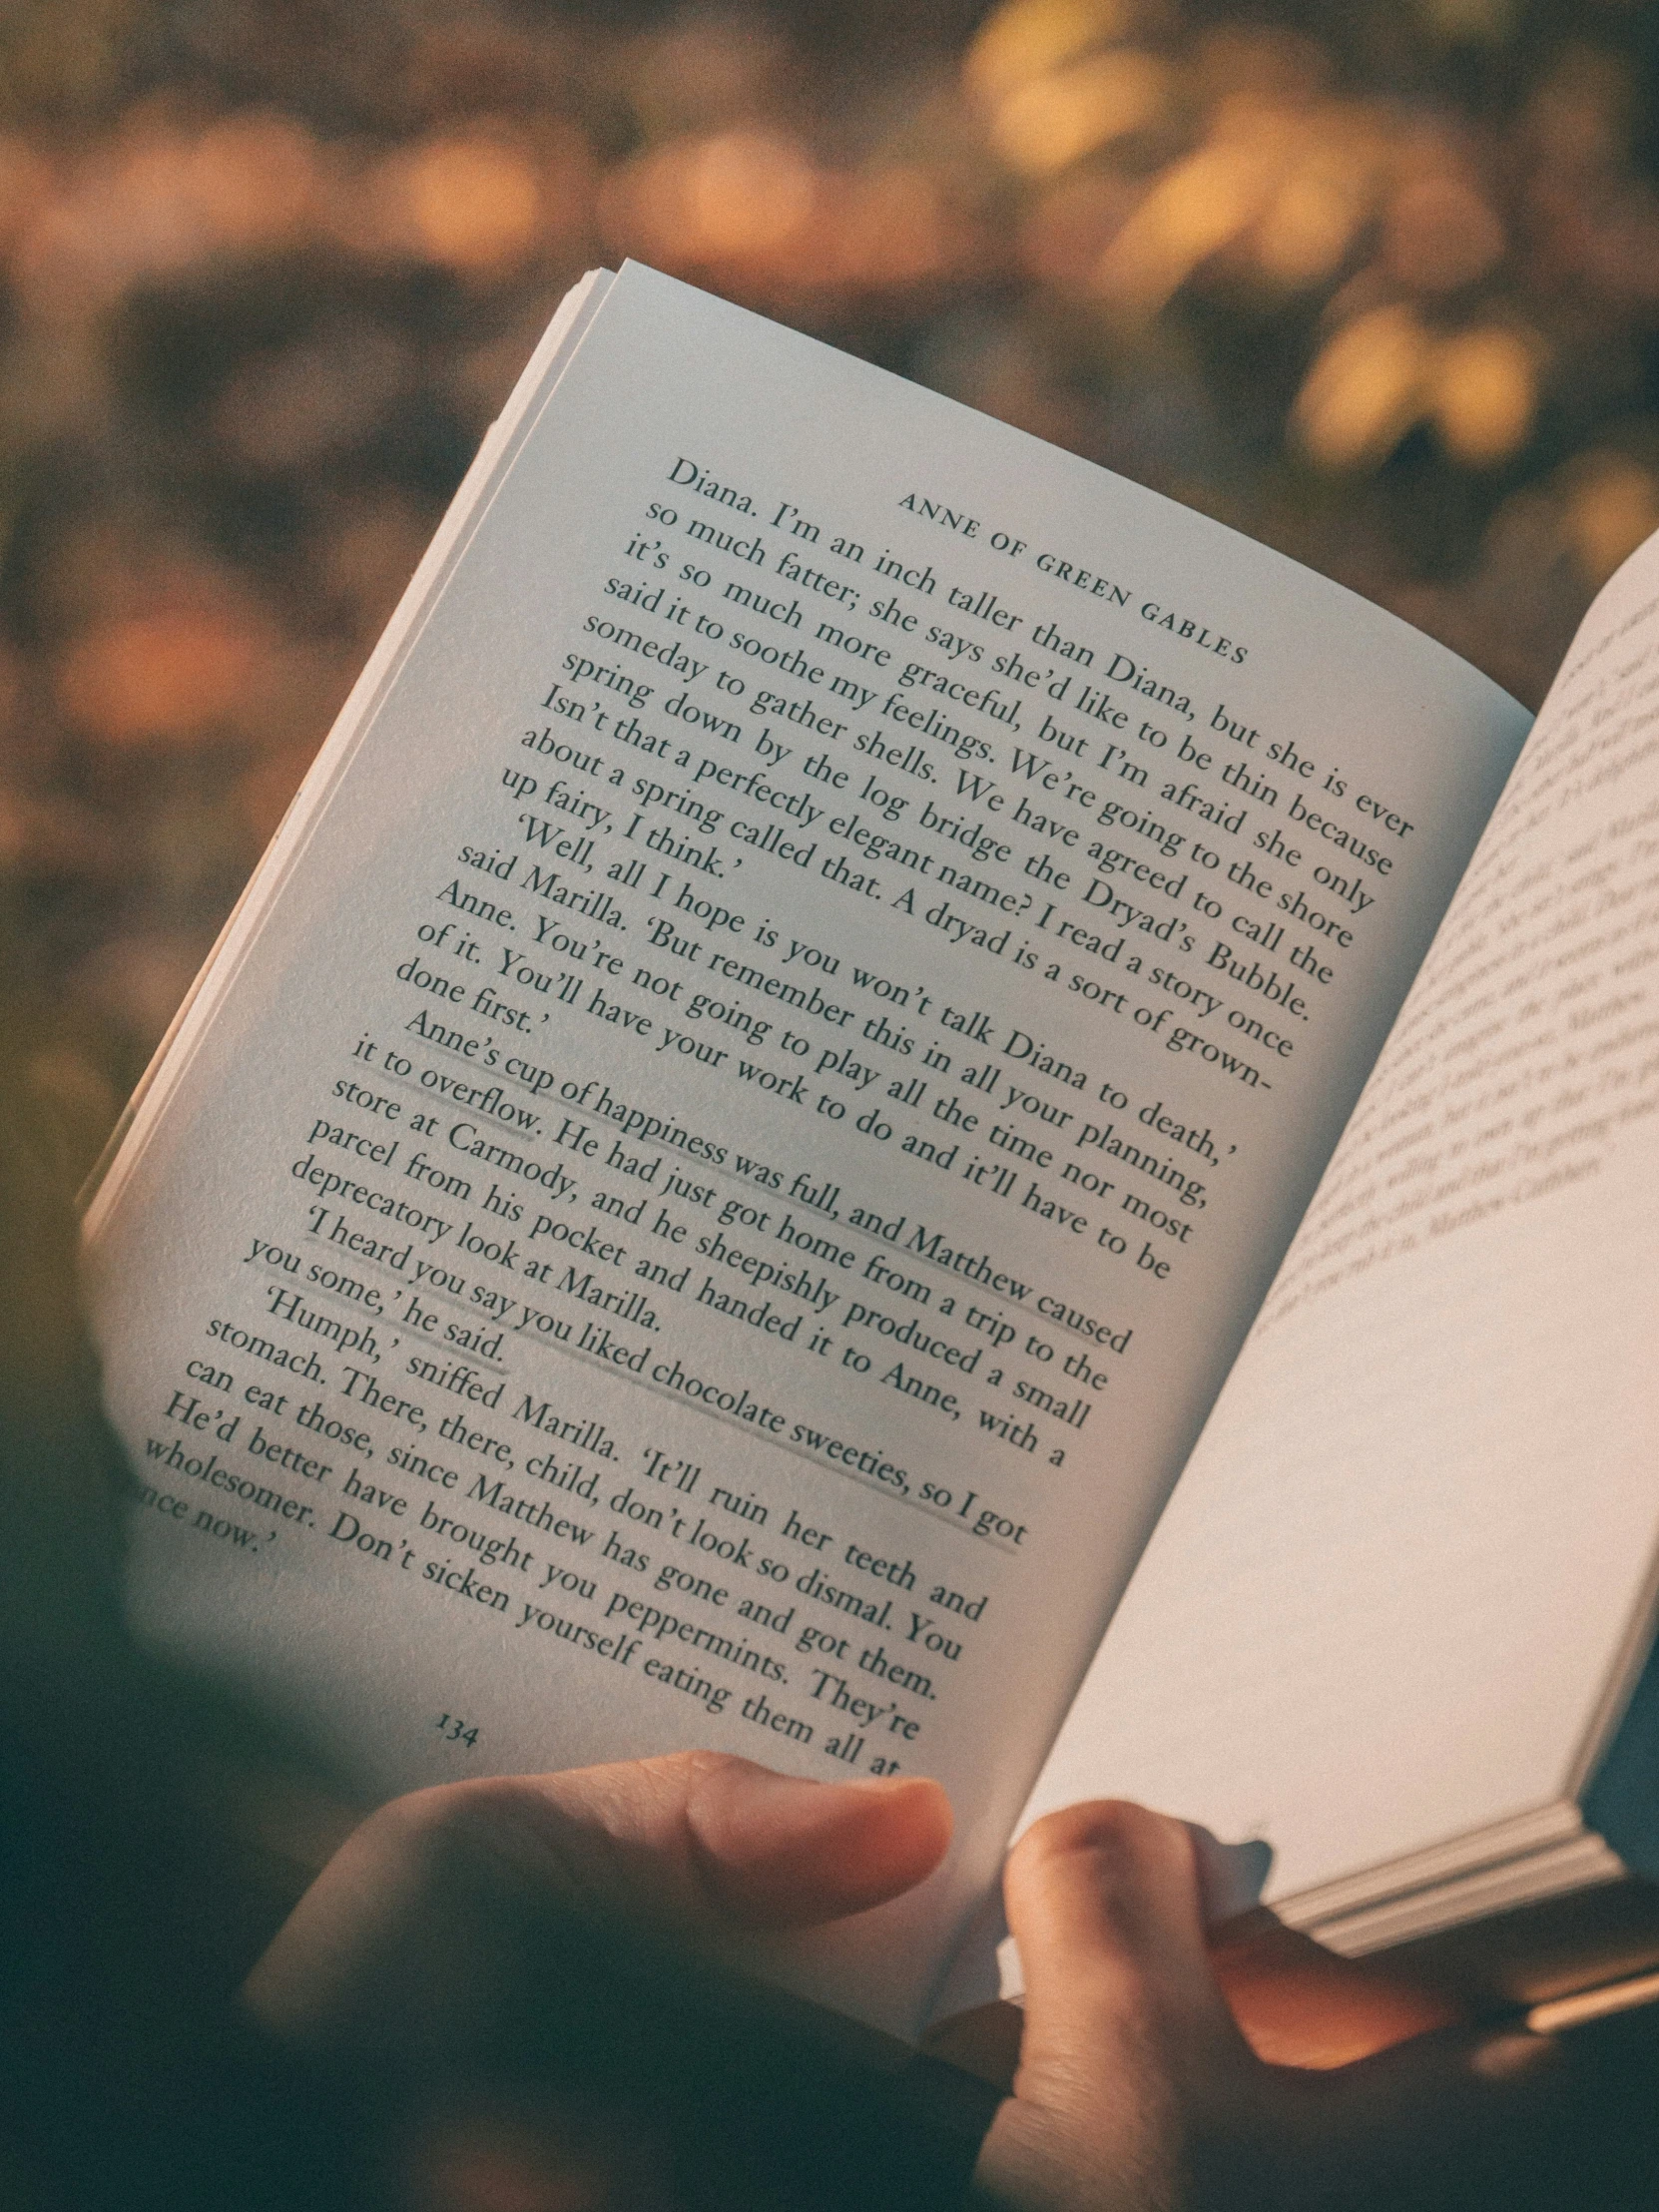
(976, 1802, 1260, 2210)
(248, 1753, 950, 2053)
(635, 1749, 954, 1930)
(1007, 1800, 1252, 2103)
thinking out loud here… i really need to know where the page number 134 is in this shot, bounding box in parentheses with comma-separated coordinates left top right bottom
(435, 1713, 480, 1748)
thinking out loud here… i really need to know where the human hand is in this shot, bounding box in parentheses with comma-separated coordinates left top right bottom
(247, 1752, 975, 2211)
(956, 1799, 1655, 2212)
(248, 1747, 950, 2053)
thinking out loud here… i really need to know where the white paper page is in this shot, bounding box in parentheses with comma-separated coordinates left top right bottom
(1026, 533, 1659, 1913)
(85, 264, 1525, 2035)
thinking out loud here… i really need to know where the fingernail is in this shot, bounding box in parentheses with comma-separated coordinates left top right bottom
(688, 1763, 847, 1883)
(692, 1762, 950, 1927)
(713, 1762, 911, 1828)
(1188, 1826, 1273, 1925)
(727, 1765, 927, 1804)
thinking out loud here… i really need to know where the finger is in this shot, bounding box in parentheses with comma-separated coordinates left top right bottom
(976, 1804, 1263, 2210)
(280, 1750, 948, 1953)
(935, 1874, 1437, 2100)
(247, 1754, 950, 2052)
(255, 1755, 981, 2211)
(1003, 1799, 1251, 2104)
(1210, 1913, 1469, 2067)
(928, 1844, 1279, 2097)
(517, 1750, 951, 1932)
(677, 1753, 952, 1929)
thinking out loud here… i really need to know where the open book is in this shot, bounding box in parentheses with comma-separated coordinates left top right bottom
(84, 264, 1659, 2042)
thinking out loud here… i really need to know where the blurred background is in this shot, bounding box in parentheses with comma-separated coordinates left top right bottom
(2, 0, 1657, 1180)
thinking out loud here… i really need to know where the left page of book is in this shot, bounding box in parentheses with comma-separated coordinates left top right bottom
(84, 263, 1525, 2035)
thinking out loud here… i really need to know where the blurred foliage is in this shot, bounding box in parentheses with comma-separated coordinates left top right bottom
(1, 0, 1658, 1162)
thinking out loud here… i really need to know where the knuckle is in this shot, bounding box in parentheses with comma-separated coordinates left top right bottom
(638, 1747, 753, 1829)
(1007, 1800, 1201, 1944)
(1092, 1801, 1196, 1892)
(1019, 1797, 1187, 1875)
(650, 1747, 748, 1789)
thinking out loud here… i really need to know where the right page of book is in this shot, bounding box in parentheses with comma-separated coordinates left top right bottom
(1026, 533, 1659, 1905)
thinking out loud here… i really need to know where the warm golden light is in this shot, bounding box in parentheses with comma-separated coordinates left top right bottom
(603, 130, 817, 270)
(1292, 305, 1433, 468)
(963, 0, 1130, 106)
(1252, 135, 1376, 286)
(1020, 171, 1140, 290)
(0, 0, 1650, 1088)
(188, 112, 319, 253)
(1383, 169, 1505, 291)
(830, 169, 950, 287)
(685, 131, 816, 258)
(55, 612, 268, 745)
(383, 133, 542, 275)
(989, 50, 1171, 176)
(1432, 326, 1536, 465)
(1094, 138, 1283, 316)
(1561, 454, 1659, 588)
(0, 135, 51, 253)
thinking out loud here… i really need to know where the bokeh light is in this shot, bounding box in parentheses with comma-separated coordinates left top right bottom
(0, 0, 1655, 1168)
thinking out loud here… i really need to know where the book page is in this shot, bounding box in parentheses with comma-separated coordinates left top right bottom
(84, 264, 1526, 2034)
(1027, 532, 1659, 1915)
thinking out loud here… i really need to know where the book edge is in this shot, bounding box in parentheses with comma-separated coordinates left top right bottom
(80, 268, 617, 1235)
